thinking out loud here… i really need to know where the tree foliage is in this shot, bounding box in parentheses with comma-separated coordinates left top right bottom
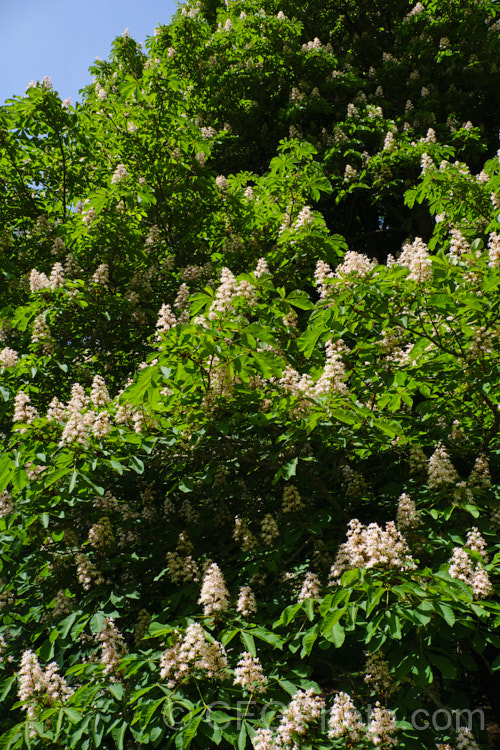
(1, 1, 500, 748)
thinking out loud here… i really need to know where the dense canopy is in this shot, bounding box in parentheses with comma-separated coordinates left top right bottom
(1, 1, 500, 748)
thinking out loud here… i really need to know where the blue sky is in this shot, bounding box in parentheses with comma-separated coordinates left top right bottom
(0, 0, 178, 106)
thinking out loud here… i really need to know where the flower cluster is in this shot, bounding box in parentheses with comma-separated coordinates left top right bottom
(456, 726, 480, 750)
(367, 702, 399, 746)
(90, 375, 110, 406)
(344, 164, 358, 181)
(234, 515, 258, 551)
(29, 263, 67, 292)
(198, 563, 230, 616)
(364, 652, 396, 696)
(260, 514, 279, 545)
(88, 516, 114, 548)
(282, 485, 305, 513)
(448, 229, 470, 260)
(294, 206, 314, 229)
(49, 262, 65, 288)
(31, 315, 53, 350)
(174, 283, 190, 311)
(0, 491, 13, 517)
(207, 267, 257, 319)
(159, 622, 228, 687)
(13, 391, 39, 424)
(280, 340, 349, 403)
(403, 2, 425, 21)
(428, 443, 457, 487)
(488, 232, 500, 267)
(465, 527, 488, 560)
(156, 303, 177, 337)
(397, 237, 432, 282)
(297, 572, 321, 602)
(448, 534, 492, 600)
(420, 152, 435, 174)
(314, 339, 349, 396)
(409, 444, 427, 475)
(97, 617, 128, 681)
(166, 531, 200, 584)
(111, 164, 129, 183)
(277, 688, 325, 747)
(329, 519, 414, 583)
(134, 609, 152, 646)
(468, 454, 491, 489)
(383, 131, 396, 151)
(215, 174, 229, 190)
(254, 688, 325, 750)
(314, 260, 334, 299)
(18, 650, 73, 722)
(0, 347, 18, 367)
(233, 651, 268, 693)
(396, 493, 420, 530)
(58, 381, 112, 445)
(75, 552, 104, 590)
(52, 589, 73, 619)
(328, 692, 365, 743)
(92, 263, 109, 285)
(236, 585, 257, 618)
(29, 268, 49, 291)
(335, 251, 375, 279)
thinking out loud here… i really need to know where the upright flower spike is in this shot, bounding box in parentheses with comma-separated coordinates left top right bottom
(97, 617, 128, 681)
(428, 443, 457, 487)
(233, 651, 268, 693)
(160, 623, 227, 687)
(198, 563, 230, 616)
(367, 702, 398, 747)
(236, 585, 257, 618)
(328, 692, 365, 743)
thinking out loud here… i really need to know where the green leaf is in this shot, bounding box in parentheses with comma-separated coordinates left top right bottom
(241, 631, 256, 656)
(109, 683, 125, 700)
(463, 504, 480, 518)
(111, 722, 128, 750)
(129, 456, 145, 474)
(301, 624, 319, 657)
(329, 408, 357, 426)
(281, 458, 298, 480)
(238, 723, 247, 750)
(296, 327, 325, 358)
(133, 697, 167, 728)
(250, 350, 281, 379)
(90, 612, 106, 633)
(58, 612, 78, 639)
(427, 653, 458, 679)
(323, 621, 345, 647)
(252, 628, 284, 650)
(110, 459, 124, 475)
(435, 602, 455, 627)
(321, 606, 346, 635)
(385, 611, 402, 638)
(91, 713, 106, 747)
(366, 586, 385, 616)
(277, 678, 299, 695)
(0, 453, 14, 492)
(274, 602, 303, 627)
(285, 291, 314, 310)
(68, 468, 78, 493)
(0, 676, 16, 703)
(221, 627, 239, 646)
(183, 709, 205, 749)
(62, 707, 84, 723)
